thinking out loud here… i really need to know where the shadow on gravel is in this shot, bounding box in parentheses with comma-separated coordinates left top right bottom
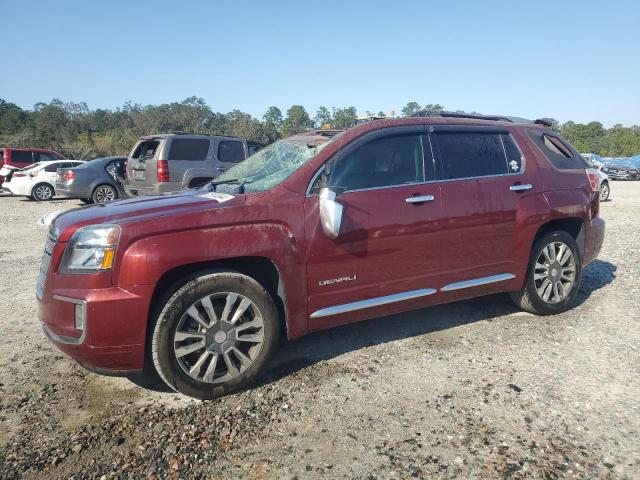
(124, 260, 616, 394)
(259, 259, 617, 387)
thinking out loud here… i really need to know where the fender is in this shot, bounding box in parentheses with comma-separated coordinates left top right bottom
(115, 222, 309, 338)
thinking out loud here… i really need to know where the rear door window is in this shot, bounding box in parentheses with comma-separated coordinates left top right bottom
(435, 132, 509, 179)
(131, 140, 161, 160)
(168, 138, 210, 161)
(527, 130, 588, 170)
(11, 151, 33, 164)
(44, 162, 62, 172)
(218, 141, 246, 163)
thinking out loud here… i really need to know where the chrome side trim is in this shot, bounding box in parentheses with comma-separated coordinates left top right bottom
(440, 273, 515, 292)
(43, 295, 88, 345)
(310, 288, 437, 318)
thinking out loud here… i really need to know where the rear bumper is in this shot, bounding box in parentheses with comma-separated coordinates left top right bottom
(38, 284, 155, 373)
(55, 182, 90, 199)
(124, 182, 181, 196)
(583, 216, 605, 266)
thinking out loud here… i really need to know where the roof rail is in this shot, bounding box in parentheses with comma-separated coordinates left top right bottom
(533, 118, 554, 127)
(411, 110, 521, 123)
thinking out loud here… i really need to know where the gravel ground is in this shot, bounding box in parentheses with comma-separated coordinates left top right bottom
(0, 184, 638, 479)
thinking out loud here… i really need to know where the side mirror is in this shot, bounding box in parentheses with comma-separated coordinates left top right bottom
(319, 187, 343, 240)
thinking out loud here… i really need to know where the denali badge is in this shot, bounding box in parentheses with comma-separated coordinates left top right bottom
(319, 275, 357, 286)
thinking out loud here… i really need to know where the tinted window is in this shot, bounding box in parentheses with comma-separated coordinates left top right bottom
(132, 140, 161, 160)
(436, 132, 508, 179)
(501, 134, 524, 173)
(218, 141, 245, 163)
(44, 162, 62, 172)
(168, 138, 210, 161)
(329, 134, 424, 191)
(527, 130, 588, 170)
(11, 151, 33, 164)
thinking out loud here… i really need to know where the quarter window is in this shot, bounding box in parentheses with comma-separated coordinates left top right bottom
(132, 140, 161, 160)
(329, 133, 424, 191)
(527, 130, 588, 170)
(169, 139, 210, 161)
(218, 141, 245, 163)
(436, 132, 510, 179)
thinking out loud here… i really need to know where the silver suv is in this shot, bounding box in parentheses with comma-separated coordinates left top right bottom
(124, 134, 261, 196)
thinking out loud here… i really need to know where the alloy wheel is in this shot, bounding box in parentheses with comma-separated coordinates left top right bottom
(34, 184, 53, 200)
(173, 292, 265, 384)
(94, 186, 116, 203)
(600, 183, 609, 202)
(533, 241, 576, 304)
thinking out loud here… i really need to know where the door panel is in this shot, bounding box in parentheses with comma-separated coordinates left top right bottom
(304, 183, 442, 322)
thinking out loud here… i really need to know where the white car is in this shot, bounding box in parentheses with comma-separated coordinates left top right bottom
(3, 160, 85, 200)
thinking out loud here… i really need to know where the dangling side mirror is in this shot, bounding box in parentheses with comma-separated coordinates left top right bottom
(319, 187, 343, 240)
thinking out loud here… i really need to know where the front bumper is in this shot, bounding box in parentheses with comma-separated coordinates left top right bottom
(38, 284, 155, 374)
(583, 216, 605, 266)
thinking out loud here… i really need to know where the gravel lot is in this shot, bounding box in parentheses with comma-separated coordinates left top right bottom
(0, 183, 638, 479)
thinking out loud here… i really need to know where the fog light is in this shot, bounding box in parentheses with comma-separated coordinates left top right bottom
(74, 304, 86, 331)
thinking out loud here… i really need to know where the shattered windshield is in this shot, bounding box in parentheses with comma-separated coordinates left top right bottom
(214, 138, 329, 193)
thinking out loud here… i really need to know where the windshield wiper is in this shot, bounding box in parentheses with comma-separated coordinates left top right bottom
(203, 177, 254, 193)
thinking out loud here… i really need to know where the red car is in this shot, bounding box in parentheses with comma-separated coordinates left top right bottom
(0, 147, 66, 186)
(37, 114, 605, 399)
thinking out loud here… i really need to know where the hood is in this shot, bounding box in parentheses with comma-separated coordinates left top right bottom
(51, 189, 242, 242)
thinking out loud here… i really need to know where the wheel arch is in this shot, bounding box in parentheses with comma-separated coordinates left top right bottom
(148, 256, 289, 340)
(532, 217, 585, 258)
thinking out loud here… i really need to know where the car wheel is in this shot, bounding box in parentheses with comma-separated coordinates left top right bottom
(92, 184, 118, 203)
(32, 183, 54, 201)
(509, 231, 582, 315)
(150, 271, 279, 400)
(599, 181, 610, 202)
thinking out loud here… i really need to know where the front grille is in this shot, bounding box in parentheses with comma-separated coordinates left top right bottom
(36, 234, 57, 300)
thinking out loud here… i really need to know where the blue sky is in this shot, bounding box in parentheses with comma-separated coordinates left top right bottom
(1, 0, 638, 126)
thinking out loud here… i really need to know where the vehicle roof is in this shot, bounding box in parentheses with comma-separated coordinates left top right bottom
(30, 159, 85, 167)
(139, 134, 244, 141)
(1, 147, 65, 153)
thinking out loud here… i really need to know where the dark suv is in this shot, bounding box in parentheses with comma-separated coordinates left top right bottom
(124, 134, 261, 196)
(38, 114, 605, 399)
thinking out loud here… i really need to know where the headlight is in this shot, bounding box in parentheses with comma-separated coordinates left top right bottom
(60, 224, 121, 274)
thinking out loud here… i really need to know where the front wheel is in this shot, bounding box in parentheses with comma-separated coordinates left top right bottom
(150, 271, 279, 400)
(510, 231, 582, 315)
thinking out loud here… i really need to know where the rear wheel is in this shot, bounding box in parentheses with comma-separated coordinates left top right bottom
(150, 271, 279, 400)
(510, 231, 582, 315)
(599, 181, 610, 202)
(32, 183, 54, 201)
(92, 184, 117, 203)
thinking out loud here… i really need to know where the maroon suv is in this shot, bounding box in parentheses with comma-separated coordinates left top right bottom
(0, 147, 66, 186)
(37, 114, 605, 399)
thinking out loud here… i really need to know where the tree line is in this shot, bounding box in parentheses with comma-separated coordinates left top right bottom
(0, 97, 638, 159)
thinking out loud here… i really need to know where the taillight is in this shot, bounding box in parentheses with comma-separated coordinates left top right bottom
(157, 160, 169, 182)
(62, 170, 75, 181)
(13, 172, 26, 177)
(586, 169, 599, 192)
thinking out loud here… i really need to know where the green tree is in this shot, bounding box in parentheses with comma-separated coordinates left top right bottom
(262, 106, 283, 143)
(314, 106, 332, 128)
(401, 102, 421, 117)
(282, 105, 313, 136)
(331, 106, 357, 129)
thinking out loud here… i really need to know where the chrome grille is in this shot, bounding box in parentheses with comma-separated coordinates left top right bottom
(36, 234, 57, 299)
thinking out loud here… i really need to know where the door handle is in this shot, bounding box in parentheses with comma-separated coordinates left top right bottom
(405, 195, 435, 204)
(510, 184, 533, 192)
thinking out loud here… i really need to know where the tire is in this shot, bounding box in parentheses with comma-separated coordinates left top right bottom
(32, 183, 54, 201)
(150, 271, 279, 400)
(510, 231, 582, 315)
(92, 184, 118, 203)
(80, 198, 93, 204)
(599, 181, 610, 202)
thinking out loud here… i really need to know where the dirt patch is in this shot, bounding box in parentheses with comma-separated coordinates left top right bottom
(0, 185, 639, 479)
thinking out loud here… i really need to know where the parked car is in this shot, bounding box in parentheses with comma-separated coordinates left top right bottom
(4, 160, 84, 200)
(602, 163, 639, 180)
(56, 156, 127, 204)
(0, 148, 66, 188)
(124, 134, 262, 197)
(37, 114, 605, 400)
(581, 153, 611, 201)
